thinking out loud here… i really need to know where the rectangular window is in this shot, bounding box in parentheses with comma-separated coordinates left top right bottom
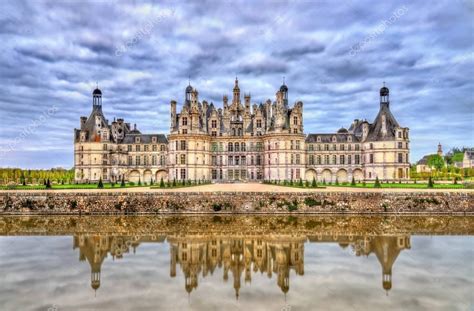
(152, 145, 157, 151)
(296, 140, 300, 150)
(180, 140, 186, 150)
(348, 155, 352, 165)
(369, 154, 374, 164)
(180, 169, 186, 180)
(136, 156, 140, 165)
(128, 156, 132, 165)
(211, 120, 217, 128)
(180, 154, 186, 164)
(228, 156, 233, 165)
(340, 155, 345, 165)
(296, 154, 301, 165)
(355, 155, 360, 164)
(144, 145, 149, 152)
(256, 119, 262, 128)
(398, 153, 403, 163)
(136, 145, 140, 152)
(212, 156, 217, 165)
(398, 142, 403, 149)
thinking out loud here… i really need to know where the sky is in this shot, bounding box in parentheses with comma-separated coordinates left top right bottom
(0, 0, 473, 169)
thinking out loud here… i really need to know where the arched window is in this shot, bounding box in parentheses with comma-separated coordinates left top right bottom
(234, 142, 240, 152)
(241, 142, 246, 151)
(228, 142, 233, 152)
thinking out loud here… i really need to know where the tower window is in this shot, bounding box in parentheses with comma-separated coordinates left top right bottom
(182, 117, 188, 126)
(293, 116, 298, 125)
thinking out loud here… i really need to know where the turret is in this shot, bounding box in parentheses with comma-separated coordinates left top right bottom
(80, 116, 87, 129)
(380, 82, 389, 108)
(92, 87, 102, 108)
(170, 100, 177, 129)
(232, 77, 240, 104)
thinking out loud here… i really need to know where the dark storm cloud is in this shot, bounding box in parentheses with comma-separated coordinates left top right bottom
(0, 0, 472, 168)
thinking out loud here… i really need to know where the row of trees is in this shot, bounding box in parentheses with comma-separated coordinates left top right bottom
(0, 168, 75, 185)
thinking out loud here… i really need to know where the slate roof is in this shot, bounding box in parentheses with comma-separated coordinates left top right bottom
(366, 103, 400, 141)
(122, 134, 168, 144)
(305, 133, 360, 143)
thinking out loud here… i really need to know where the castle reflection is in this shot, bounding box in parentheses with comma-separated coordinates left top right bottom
(73, 233, 410, 296)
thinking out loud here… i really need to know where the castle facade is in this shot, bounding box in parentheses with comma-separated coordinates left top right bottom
(74, 79, 410, 183)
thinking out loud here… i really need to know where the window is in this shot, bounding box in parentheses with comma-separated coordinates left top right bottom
(182, 117, 187, 126)
(325, 155, 329, 164)
(369, 154, 374, 164)
(212, 142, 218, 152)
(309, 144, 314, 151)
(212, 156, 217, 165)
(398, 142, 403, 149)
(160, 155, 165, 165)
(317, 155, 321, 165)
(128, 156, 132, 165)
(144, 145, 149, 152)
(256, 119, 262, 128)
(348, 155, 352, 165)
(325, 144, 329, 151)
(355, 155, 360, 164)
(136, 145, 140, 152)
(235, 142, 240, 152)
(152, 145, 157, 151)
(241, 142, 246, 151)
(161, 144, 166, 151)
(182, 129, 187, 134)
(296, 169, 300, 179)
(340, 155, 345, 165)
(370, 143, 374, 150)
(293, 116, 298, 125)
(296, 154, 301, 164)
(398, 131, 402, 138)
(290, 140, 294, 150)
(398, 153, 403, 163)
(136, 156, 141, 166)
(180, 169, 186, 180)
(291, 154, 294, 164)
(212, 169, 217, 179)
(332, 155, 337, 164)
(296, 140, 300, 150)
(180, 140, 186, 151)
(228, 156, 233, 165)
(103, 144, 107, 151)
(235, 156, 240, 165)
(180, 154, 186, 164)
(211, 131, 217, 137)
(333, 144, 337, 151)
(228, 142, 233, 152)
(152, 155, 157, 165)
(211, 120, 217, 128)
(355, 144, 360, 151)
(256, 155, 262, 165)
(309, 155, 314, 165)
(340, 144, 344, 151)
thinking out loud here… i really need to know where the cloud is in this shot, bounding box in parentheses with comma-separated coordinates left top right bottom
(0, 0, 472, 168)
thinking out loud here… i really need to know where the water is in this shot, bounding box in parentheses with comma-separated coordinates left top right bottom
(0, 215, 473, 311)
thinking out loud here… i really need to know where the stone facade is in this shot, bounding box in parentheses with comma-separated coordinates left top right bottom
(74, 80, 409, 183)
(1, 191, 472, 214)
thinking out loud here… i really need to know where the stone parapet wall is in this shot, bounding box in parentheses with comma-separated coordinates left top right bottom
(0, 191, 472, 214)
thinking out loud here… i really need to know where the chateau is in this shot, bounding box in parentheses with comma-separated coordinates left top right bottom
(74, 79, 410, 183)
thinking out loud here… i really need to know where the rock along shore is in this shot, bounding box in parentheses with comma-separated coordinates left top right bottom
(0, 190, 472, 214)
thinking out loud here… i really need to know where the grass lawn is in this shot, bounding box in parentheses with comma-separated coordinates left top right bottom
(0, 183, 149, 190)
(272, 182, 468, 190)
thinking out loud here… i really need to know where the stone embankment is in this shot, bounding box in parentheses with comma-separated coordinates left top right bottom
(0, 191, 472, 214)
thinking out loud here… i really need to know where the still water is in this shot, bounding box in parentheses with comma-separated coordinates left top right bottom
(0, 215, 473, 311)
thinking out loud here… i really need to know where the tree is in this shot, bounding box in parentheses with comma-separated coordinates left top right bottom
(160, 177, 165, 188)
(299, 178, 303, 187)
(427, 154, 445, 171)
(351, 176, 356, 186)
(46, 178, 52, 189)
(312, 177, 317, 188)
(335, 177, 339, 185)
(374, 177, 381, 188)
(172, 178, 176, 187)
(120, 176, 125, 187)
(428, 176, 434, 188)
(97, 178, 104, 189)
(138, 178, 142, 186)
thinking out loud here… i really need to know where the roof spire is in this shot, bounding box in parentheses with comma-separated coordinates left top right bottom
(188, 75, 191, 86)
(283, 76, 286, 85)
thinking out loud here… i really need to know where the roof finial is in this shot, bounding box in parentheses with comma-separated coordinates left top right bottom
(383, 81, 386, 87)
(188, 75, 191, 86)
(283, 76, 285, 85)
(96, 81, 98, 89)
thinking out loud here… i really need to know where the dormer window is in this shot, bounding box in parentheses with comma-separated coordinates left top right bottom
(332, 136, 337, 142)
(135, 137, 140, 143)
(152, 136, 157, 143)
(317, 136, 321, 142)
(348, 136, 352, 142)
(182, 117, 188, 126)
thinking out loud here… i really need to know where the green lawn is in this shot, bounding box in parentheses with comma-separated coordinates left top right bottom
(271, 182, 468, 190)
(0, 183, 149, 190)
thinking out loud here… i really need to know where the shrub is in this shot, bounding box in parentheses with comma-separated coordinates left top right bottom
(46, 179, 52, 189)
(312, 177, 317, 188)
(138, 178, 142, 186)
(351, 176, 356, 186)
(374, 177, 381, 188)
(305, 180, 309, 187)
(97, 178, 104, 189)
(335, 178, 339, 186)
(173, 178, 176, 187)
(299, 179, 303, 187)
(160, 177, 165, 188)
(304, 197, 321, 207)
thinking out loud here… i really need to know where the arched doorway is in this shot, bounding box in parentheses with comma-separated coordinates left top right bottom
(320, 169, 332, 183)
(155, 170, 168, 183)
(143, 170, 152, 184)
(336, 169, 348, 183)
(352, 169, 363, 182)
(129, 170, 140, 183)
(305, 169, 317, 181)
